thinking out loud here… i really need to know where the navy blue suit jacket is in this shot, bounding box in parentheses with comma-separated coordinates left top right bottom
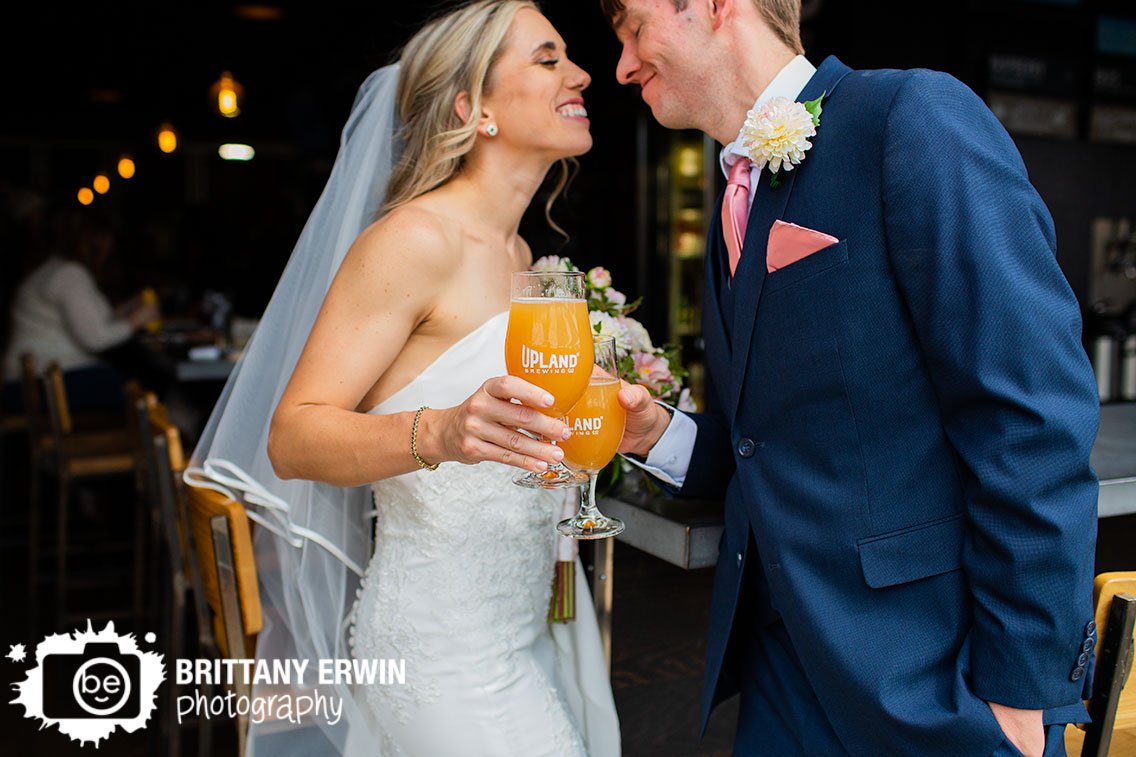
(681, 57, 1100, 754)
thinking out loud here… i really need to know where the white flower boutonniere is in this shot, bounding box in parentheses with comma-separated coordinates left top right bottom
(740, 92, 825, 189)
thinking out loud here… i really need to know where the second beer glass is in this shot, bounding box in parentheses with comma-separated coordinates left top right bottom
(557, 335, 627, 539)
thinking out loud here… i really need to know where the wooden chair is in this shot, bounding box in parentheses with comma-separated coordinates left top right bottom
(22, 354, 43, 630)
(1065, 572, 1136, 757)
(125, 382, 159, 627)
(185, 484, 263, 757)
(0, 370, 30, 519)
(34, 361, 136, 626)
(147, 401, 216, 757)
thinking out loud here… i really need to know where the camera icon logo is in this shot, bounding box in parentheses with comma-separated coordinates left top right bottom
(41, 642, 141, 719)
(9, 622, 164, 747)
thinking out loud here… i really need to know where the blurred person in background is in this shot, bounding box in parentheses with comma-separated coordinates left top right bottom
(3, 206, 164, 415)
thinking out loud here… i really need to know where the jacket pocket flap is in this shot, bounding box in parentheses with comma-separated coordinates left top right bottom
(857, 513, 964, 589)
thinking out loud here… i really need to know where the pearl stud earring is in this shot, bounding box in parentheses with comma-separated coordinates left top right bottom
(486, 123, 499, 137)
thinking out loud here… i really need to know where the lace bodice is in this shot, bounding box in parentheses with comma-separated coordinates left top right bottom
(346, 312, 612, 756)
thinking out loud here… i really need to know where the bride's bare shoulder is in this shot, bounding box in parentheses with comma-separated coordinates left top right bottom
(349, 203, 461, 273)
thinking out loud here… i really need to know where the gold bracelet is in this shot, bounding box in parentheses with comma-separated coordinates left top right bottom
(411, 406, 439, 471)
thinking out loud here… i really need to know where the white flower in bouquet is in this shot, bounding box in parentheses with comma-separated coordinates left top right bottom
(619, 316, 654, 353)
(589, 311, 633, 356)
(587, 266, 612, 290)
(677, 387, 697, 413)
(605, 288, 627, 308)
(531, 255, 573, 273)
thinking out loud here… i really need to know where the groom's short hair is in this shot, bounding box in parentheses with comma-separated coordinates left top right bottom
(600, 0, 804, 57)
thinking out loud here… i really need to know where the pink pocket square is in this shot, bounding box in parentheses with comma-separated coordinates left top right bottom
(767, 220, 840, 273)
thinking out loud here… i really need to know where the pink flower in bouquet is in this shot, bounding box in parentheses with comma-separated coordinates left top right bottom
(587, 266, 612, 289)
(632, 351, 674, 394)
(677, 387, 697, 412)
(605, 288, 627, 308)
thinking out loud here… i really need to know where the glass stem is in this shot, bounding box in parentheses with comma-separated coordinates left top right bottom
(577, 473, 600, 521)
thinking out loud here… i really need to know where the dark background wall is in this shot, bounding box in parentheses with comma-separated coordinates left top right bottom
(2, 0, 1134, 334)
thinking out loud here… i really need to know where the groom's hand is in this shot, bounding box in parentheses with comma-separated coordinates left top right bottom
(987, 702, 1044, 757)
(617, 382, 672, 458)
(421, 376, 571, 473)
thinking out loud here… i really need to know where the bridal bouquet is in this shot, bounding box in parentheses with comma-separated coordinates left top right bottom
(532, 255, 693, 624)
(531, 256, 695, 413)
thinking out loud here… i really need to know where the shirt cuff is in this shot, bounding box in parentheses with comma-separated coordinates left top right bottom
(623, 402, 696, 488)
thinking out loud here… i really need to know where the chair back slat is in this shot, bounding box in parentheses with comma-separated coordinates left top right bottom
(125, 384, 156, 495)
(148, 403, 185, 474)
(185, 486, 263, 655)
(19, 354, 40, 427)
(1082, 572, 1136, 757)
(147, 404, 214, 651)
(42, 362, 72, 436)
(210, 514, 252, 756)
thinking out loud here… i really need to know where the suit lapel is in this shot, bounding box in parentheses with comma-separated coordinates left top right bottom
(725, 56, 853, 420)
(726, 154, 797, 417)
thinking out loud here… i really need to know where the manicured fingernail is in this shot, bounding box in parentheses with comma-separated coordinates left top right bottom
(561, 427, 572, 440)
(552, 448, 565, 461)
(543, 393, 555, 407)
(536, 461, 549, 471)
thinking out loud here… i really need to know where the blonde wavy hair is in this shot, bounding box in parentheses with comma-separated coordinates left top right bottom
(384, 0, 577, 239)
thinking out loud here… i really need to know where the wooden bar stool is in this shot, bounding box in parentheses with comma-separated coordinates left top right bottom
(36, 361, 136, 627)
(185, 484, 262, 757)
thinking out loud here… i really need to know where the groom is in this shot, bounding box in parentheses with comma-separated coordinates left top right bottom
(608, 1, 1100, 755)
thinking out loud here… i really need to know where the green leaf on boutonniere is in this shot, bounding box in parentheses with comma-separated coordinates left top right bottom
(803, 91, 826, 128)
(769, 171, 782, 190)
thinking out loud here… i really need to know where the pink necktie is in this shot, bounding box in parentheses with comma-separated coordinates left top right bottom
(722, 158, 752, 277)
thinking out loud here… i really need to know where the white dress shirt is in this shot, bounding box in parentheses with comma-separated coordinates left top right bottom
(720, 55, 818, 211)
(3, 257, 134, 380)
(633, 56, 817, 488)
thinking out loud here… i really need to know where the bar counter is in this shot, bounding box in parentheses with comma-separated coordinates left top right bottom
(589, 403, 1136, 666)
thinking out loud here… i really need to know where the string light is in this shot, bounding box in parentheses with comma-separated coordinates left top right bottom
(77, 188, 94, 205)
(211, 71, 244, 118)
(158, 122, 178, 153)
(117, 156, 136, 179)
(93, 174, 110, 194)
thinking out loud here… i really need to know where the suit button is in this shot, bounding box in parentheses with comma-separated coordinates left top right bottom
(1082, 638, 1095, 653)
(1086, 620, 1096, 637)
(737, 438, 756, 458)
(1070, 666, 1085, 682)
(1077, 652, 1090, 667)
(736, 552, 743, 568)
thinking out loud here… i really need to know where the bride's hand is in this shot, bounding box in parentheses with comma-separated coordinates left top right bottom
(418, 376, 572, 473)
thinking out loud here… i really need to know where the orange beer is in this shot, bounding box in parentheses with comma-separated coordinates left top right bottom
(560, 379, 626, 472)
(505, 298, 593, 417)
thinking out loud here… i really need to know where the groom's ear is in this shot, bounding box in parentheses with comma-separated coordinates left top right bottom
(707, 0, 735, 31)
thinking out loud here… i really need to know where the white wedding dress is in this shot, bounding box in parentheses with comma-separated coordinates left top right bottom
(349, 311, 621, 756)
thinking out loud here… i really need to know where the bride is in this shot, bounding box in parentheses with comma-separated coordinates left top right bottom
(186, 1, 621, 755)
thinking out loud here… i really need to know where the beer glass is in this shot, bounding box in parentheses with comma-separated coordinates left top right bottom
(506, 271, 593, 488)
(557, 335, 626, 539)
